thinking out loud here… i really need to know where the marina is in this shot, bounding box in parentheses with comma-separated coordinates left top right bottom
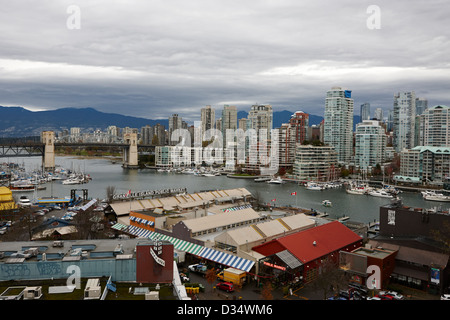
(3, 156, 450, 225)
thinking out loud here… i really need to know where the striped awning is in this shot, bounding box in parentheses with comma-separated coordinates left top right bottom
(129, 216, 155, 226)
(197, 247, 255, 272)
(111, 223, 255, 272)
(111, 223, 128, 232)
(117, 224, 204, 256)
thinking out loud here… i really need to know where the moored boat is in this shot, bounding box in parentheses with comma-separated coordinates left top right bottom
(267, 177, 284, 184)
(305, 182, 324, 191)
(9, 181, 35, 192)
(422, 191, 450, 202)
(368, 189, 394, 198)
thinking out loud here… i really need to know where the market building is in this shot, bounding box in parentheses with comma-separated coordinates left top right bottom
(252, 221, 363, 284)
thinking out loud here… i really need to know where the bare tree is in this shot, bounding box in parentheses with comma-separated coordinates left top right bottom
(205, 267, 217, 292)
(260, 280, 273, 300)
(310, 258, 349, 300)
(0, 207, 39, 241)
(431, 221, 450, 255)
(106, 185, 116, 203)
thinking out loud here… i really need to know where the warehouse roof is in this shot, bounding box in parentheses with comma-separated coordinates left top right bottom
(182, 207, 261, 234)
(110, 188, 252, 216)
(215, 214, 315, 246)
(252, 221, 362, 263)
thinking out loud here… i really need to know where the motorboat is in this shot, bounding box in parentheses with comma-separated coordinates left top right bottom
(322, 200, 332, 207)
(254, 176, 271, 182)
(305, 182, 324, 191)
(62, 177, 82, 185)
(422, 191, 450, 202)
(346, 183, 372, 195)
(368, 189, 394, 198)
(9, 180, 35, 192)
(202, 173, 216, 177)
(267, 177, 284, 184)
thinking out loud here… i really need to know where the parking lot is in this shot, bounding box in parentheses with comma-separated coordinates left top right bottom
(182, 266, 442, 301)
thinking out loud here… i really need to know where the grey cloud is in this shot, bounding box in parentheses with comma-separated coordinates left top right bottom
(0, 0, 449, 122)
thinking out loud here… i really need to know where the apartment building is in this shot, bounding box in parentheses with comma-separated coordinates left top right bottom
(354, 120, 387, 170)
(293, 144, 338, 181)
(419, 105, 450, 147)
(323, 87, 354, 164)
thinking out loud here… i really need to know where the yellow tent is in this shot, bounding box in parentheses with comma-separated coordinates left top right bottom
(0, 187, 18, 211)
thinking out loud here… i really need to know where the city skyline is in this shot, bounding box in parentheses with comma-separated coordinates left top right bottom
(0, 1, 449, 123)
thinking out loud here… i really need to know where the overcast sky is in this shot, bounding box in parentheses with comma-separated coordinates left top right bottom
(1, 0, 449, 123)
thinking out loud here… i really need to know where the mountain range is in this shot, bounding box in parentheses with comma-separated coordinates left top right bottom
(0, 106, 360, 137)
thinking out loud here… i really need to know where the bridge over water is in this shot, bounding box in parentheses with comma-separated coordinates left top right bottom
(0, 131, 154, 170)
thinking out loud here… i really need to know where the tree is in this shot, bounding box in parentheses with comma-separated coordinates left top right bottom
(260, 280, 273, 300)
(0, 207, 39, 241)
(205, 267, 217, 292)
(151, 134, 159, 145)
(106, 185, 116, 203)
(310, 258, 349, 300)
(431, 221, 450, 255)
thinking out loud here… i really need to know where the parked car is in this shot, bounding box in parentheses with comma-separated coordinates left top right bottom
(441, 294, 450, 300)
(348, 283, 368, 295)
(376, 294, 395, 300)
(367, 296, 381, 300)
(188, 264, 208, 274)
(216, 282, 234, 293)
(386, 291, 404, 300)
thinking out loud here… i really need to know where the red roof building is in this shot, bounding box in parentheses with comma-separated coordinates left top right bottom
(253, 221, 363, 283)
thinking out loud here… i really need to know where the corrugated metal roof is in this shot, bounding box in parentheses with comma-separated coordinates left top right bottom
(109, 188, 253, 215)
(276, 250, 303, 269)
(182, 207, 260, 233)
(253, 221, 362, 264)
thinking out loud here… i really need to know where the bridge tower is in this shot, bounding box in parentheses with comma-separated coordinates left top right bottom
(41, 131, 55, 171)
(123, 132, 139, 168)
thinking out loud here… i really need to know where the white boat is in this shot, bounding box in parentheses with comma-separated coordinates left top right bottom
(322, 200, 332, 207)
(346, 183, 371, 195)
(254, 177, 271, 182)
(368, 189, 394, 198)
(9, 180, 35, 192)
(267, 177, 284, 184)
(62, 177, 83, 185)
(422, 191, 450, 202)
(202, 173, 216, 177)
(305, 182, 324, 191)
(18, 196, 32, 207)
(382, 185, 402, 195)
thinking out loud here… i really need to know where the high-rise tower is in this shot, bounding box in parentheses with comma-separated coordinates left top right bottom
(323, 87, 354, 164)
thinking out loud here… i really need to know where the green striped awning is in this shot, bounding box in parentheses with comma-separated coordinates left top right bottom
(112, 223, 255, 272)
(112, 223, 203, 256)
